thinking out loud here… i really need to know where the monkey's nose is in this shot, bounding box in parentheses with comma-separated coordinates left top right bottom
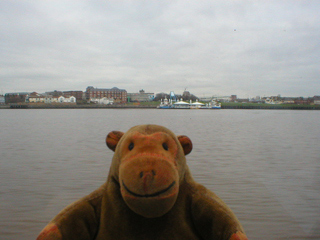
(139, 170, 156, 178)
(140, 170, 156, 192)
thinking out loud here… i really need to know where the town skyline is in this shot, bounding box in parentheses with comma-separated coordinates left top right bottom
(3, 85, 319, 101)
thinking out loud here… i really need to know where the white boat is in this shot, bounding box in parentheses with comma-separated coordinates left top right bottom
(172, 100, 190, 109)
(158, 98, 221, 109)
(190, 100, 205, 109)
(201, 100, 221, 109)
(158, 98, 190, 109)
(158, 97, 172, 109)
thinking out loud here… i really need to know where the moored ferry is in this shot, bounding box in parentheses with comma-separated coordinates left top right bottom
(158, 98, 221, 109)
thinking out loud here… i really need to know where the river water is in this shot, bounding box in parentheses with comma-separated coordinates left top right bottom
(1, 109, 319, 239)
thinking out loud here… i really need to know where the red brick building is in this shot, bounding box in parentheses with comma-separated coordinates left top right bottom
(5, 92, 29, 104)
(63, 91, 84, 102)
(86, 86, 127, 103)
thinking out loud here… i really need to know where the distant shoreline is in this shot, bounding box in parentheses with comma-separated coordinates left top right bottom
(1, 103, 320, 110)
(0, 104, 156, 109)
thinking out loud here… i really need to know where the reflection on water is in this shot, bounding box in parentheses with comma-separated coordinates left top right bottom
(1, 109, 319, 239)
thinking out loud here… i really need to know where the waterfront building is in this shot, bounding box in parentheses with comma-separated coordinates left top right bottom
(128, 89, 154, 102)
(45, 90, 63, 97)
(0, 95, 5, 105)
(198, 96, 213, 102)
(28, 95, 45, 103)
(44, 95, 59, 103)
(63, 91, 83, 102)
(90, 97, 114, 105)
(314, 96, 320, 105)
(26, 92, 44, 103)
(45, 90, 83, 103)
(200, 95, 232, 102)
(26, 93, 76, 104)
(5, 92, 29, 104)
(58, 96, 76, 103)
(86, 86, 127, 104)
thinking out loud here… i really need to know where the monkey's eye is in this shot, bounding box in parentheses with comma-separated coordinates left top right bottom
(162, 143, 169, 151)
(128, 142, 134, 151)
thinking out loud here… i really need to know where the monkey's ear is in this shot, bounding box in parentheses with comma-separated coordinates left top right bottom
(177, 135, 192, 155)
(106, 131, 124, 152)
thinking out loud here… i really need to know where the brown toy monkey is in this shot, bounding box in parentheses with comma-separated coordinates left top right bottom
(37, 124, 248, 240)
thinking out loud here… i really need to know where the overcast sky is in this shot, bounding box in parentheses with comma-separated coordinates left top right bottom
(1, 0, 319, 98)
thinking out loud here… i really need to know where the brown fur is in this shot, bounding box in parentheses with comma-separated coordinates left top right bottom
(37, 124, 248, 240)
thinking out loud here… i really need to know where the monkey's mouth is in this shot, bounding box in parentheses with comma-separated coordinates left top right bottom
(122, 181, 176, 198)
